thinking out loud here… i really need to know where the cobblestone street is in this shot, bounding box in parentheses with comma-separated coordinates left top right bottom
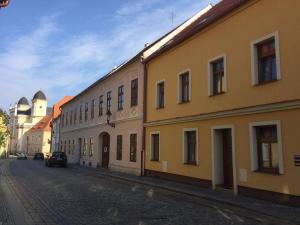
(0, 159, 299, 225)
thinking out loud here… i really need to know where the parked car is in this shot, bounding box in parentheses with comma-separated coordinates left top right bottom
(33, 153, 44, 160)
(45, 152, 67, 167)
(17, 153, 27, 160)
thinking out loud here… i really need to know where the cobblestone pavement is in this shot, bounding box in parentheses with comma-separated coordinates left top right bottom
(1, 159, 299, 225)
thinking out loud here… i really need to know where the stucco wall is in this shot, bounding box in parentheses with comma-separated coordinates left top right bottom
(146, 109, 300, 196)
(146, 0, 300, 122)
(61, 59, 144, 175)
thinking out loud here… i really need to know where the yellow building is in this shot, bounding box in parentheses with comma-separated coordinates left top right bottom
(144, 0, 300, 205)
(26, 115, 52, 156)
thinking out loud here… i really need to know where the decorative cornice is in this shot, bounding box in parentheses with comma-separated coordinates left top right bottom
(145, 99, 300, 127)
(61, 116, 142, 134)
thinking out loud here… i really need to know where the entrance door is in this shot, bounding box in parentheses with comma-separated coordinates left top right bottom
(222, 129, 233, 189)
(101, 133, 110, 168)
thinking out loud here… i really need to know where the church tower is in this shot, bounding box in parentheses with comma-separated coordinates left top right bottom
(31, 90, 47, 117)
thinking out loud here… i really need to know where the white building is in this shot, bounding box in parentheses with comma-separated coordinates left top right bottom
(8, 91, 52, 154)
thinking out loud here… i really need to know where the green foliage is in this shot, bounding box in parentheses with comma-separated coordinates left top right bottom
(0, 108, 9, 148)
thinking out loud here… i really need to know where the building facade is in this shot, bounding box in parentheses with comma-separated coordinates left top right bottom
(60, 57, 144, 175)
(50, 96, 73, 153)
(8, 91, 52, 155)
(144, 0, 300, 204)
(59, 6, 213, 175)
(26, 115, 52, 156)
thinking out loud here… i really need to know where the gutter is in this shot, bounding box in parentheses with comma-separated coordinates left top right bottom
(141, 60, 148, 176)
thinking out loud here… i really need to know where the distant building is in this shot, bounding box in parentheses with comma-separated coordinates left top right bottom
(0, 0, 9, 9)
(26, 115, 52, 156)
(8, 91, 52, 155)
(50, 96, 73, 153)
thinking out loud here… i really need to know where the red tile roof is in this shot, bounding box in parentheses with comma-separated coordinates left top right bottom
(145, 0, 249, 63)
(28, 115, 52, 132)
(52, 96, 73, 119)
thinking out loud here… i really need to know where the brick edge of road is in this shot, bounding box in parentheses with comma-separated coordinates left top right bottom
(68, 164, 300, 224)
(0, 160, 58, 225)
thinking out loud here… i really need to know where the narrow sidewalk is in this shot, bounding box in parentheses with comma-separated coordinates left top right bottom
(70, 164, 300, 223)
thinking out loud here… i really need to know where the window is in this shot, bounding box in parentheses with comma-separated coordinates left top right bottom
(183, 130, 197, 165)
(72, 139, 75, 155)
(78, 138, 82, 156)
(151, 133, 160, 161)
(99, 95, 103, 116)
(91, 99, 95, 119)
(64, 140, 67, 153)
(249, 121, 283, 174)
(116, 135, 122, 160)
(66, 112, 69, 126)
(179, 71, 190, 103)
(68, 140, 71, 155)
(156, 81, 164, 108)
(256, 125, 279, 173)
(251, 31, 280, 85)
(79, 105, 83, 123)
(208, 55, 226, 96)
(74, 108, 77, 124)
(130, 133, 137, 162)
(70, 110, 73, 125)
(83, 138, 87, 156)
(107, 91, 112, 112)
(84, 103, 88, 121)
(131, 79, 138, 106)
(89, 137, 94, 157)
(61, 114, 65, 127)
(118, 85, 124, 111)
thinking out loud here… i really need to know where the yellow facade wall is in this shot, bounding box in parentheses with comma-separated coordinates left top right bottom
(146, 0, 300, 122)
(145, 109, 300, 196)
(145, 0, 300, 197)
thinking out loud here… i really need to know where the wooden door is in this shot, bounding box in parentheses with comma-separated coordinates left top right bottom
(222, 129, 233, 189)
(102, 133, 110, 168)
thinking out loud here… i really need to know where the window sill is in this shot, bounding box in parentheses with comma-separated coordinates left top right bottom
(184, 162, 197, 166)
(178, 100, 190, 105)
(118, 109, 123, 112)
(150, 159, 159, 162)
(156, 106, 165, 110)
(254, 78, 279, 86)
(254, 169, 280, 175)
(209, 91, 226, 97)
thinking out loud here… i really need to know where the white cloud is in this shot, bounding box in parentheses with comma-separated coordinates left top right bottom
(0, 0, 218, 110)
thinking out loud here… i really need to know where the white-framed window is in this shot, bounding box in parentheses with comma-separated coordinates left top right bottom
(178, 69, 191, 103)
(250, 31, 281, 85)
(156, 80, 165, 109)
(249, 120, 284, 174)
(208, 54, 227, 96)
(150, 131, 160, 161)
(182, 128, 198, 165)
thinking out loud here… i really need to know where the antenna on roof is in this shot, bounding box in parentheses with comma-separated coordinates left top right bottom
(170, 12, 175, 27)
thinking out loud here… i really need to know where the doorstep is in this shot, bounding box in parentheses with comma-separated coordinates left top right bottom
(69, 164, 300, 223)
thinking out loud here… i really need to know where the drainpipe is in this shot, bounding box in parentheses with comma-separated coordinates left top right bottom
(141, 57, 148, 176)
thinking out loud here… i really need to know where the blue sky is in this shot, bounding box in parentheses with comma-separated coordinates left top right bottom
(0, 0, 219, 110)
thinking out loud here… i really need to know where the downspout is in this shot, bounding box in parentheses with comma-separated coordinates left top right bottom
(141, 56, 148, 176)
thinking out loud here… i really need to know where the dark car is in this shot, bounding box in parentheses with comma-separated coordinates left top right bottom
(45, 152, 67, 167)
(17, 153, 27, 160)
(33, 153, 44, 160)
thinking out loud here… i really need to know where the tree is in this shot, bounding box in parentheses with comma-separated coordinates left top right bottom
(0, 108, 9, 149)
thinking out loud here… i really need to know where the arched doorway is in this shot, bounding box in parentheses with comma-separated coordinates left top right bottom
(99, 132, 110, 168)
